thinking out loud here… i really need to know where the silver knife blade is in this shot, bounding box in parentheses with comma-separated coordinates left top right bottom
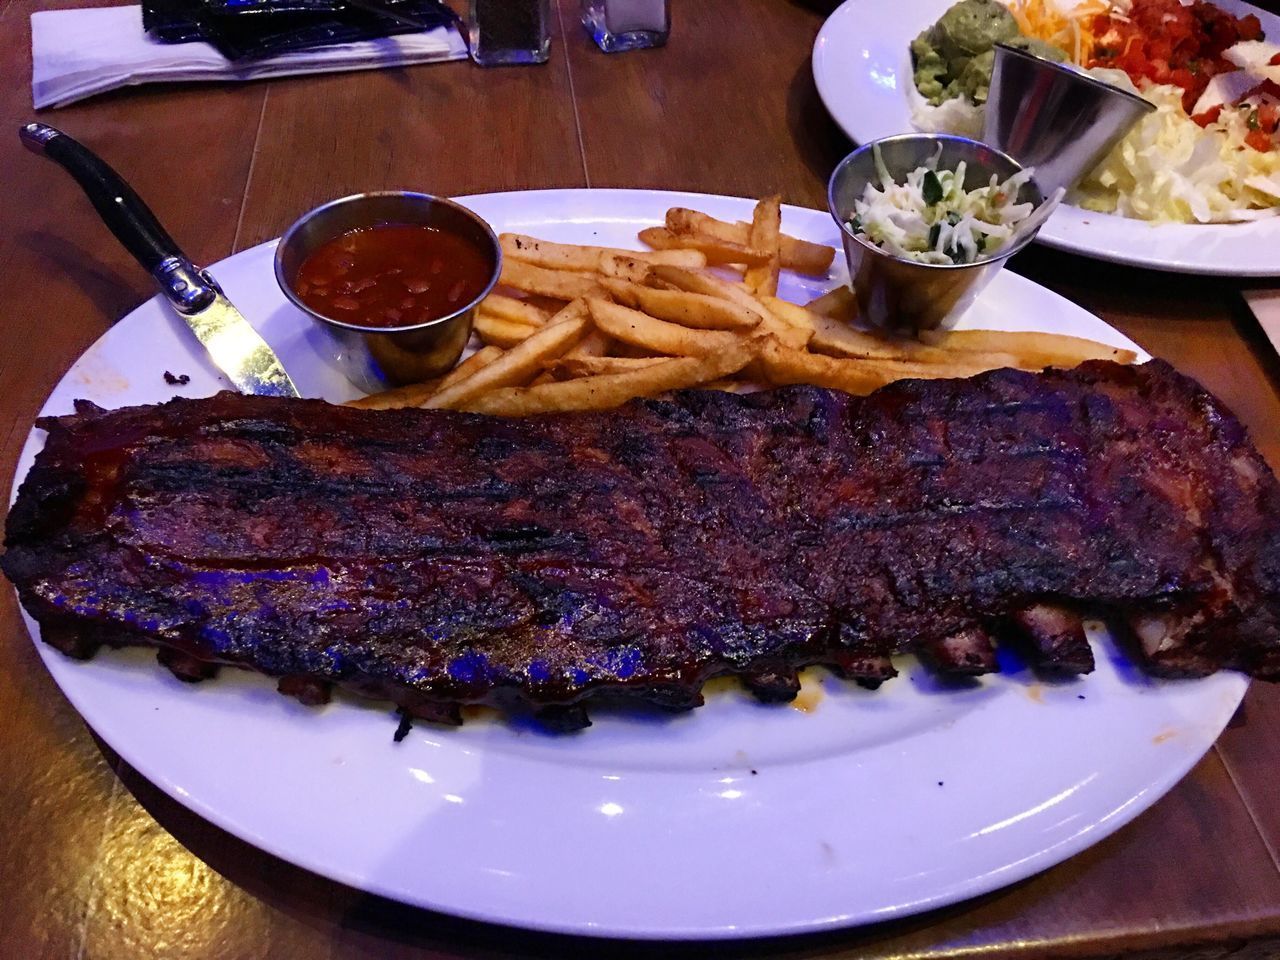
(178, 289, 301, 397)
(154, 259, 300, 397)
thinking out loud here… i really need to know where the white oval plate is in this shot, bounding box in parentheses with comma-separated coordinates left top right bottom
(10, 189, 1247, 940)
(812, 0, 1280, 276)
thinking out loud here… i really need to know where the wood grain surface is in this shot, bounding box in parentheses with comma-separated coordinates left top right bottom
(2, 0, 1279, 958)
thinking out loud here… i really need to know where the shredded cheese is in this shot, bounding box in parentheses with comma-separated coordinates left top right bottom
(1004, 0, 1107, 64)
(1072, 76, 1280, 222)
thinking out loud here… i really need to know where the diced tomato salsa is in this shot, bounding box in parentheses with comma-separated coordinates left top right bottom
(1243, 100, 1280, 152)
(1086, 0, 1273, 150)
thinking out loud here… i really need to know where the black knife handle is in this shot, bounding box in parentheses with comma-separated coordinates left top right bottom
(19, 122, 216, 313)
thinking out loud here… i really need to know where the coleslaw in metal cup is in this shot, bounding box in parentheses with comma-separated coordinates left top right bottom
(827, 134, 1045, 335)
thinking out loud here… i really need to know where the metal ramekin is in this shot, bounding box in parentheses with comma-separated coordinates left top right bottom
(985, 43, 1155, 196)
(274, 191, 501, 393)
(827, 134, 1045, 335)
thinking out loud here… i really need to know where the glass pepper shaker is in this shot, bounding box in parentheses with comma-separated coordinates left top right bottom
(469, 0, 552, 66)
(581, 0, 670, 53)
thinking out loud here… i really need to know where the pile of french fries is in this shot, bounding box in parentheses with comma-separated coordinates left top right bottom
(349, 197, 1137, 416)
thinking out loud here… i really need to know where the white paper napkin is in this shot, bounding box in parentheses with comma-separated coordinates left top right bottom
(1244, 289, 1280, 359)
(32, 5, 468, 110)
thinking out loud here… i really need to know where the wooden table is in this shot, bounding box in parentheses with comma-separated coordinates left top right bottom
(2, 1, 1279, 957)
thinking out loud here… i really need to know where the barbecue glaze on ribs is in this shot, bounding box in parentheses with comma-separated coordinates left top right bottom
(3, 360, 1278, 730)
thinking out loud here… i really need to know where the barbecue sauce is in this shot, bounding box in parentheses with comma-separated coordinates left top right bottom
(294, 224, 492, 329)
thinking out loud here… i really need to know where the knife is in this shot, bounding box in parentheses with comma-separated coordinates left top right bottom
(19, 122, 299, 398)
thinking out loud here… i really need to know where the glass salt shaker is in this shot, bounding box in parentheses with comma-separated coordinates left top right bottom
(469, 0, 552, 66)
(581, 0, 670, 53)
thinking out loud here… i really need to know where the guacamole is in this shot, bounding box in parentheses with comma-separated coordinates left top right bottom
(911, 0, 1067, 105)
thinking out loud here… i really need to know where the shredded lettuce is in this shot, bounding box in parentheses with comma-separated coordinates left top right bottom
(906, 70, 985, 138)
(1071, 73, 1280, 223)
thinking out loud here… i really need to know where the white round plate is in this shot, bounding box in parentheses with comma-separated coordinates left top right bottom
(812, 0, 1280, 276)
(10, 189, 1248, 940)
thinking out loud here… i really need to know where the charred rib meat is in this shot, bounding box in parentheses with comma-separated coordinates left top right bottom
(3, 360, 1278, 728)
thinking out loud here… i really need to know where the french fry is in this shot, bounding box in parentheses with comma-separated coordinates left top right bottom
(638, 227, 772, 267)
(526, 300, 596, 360)
(805, 286, 857, 322)
(344, 346, 505, 410)
(762, 296, 921, 360)
(760, 296, 816, 333)
(425, 313, 588, 410)
(757, 338, 901, 394)
(600, 278, 762, 331)
(587, 298, 741, 357)
(765, 295, 1039, 368)
(345, 378, 443, 410)
(757, 337, 1022, 394)
(665, 207, 836, 275)
(743, 195, 782, 297)
(646, 265, 807, 349)
(477, 295, 586, 350)
(778, 236, 838, 277)
(441, 346, 505, 388)
(546, 355, 669, 378)
(645, 265, 770, 320)
(665, 208, 733, 239)
(501, 234, 706, 272)
(478, 294, 553, 327)
(643, 249, 709, 268)
(474, 313, 539, 349)
(761, 311, 814, 350)
(563, 328, 610, 360)
(919, 330, 1138, 367)
(464, 338, 758, 416)
(499, 259, 609, 301)
(757, 297, 942, 359)
(546, 297, 591, 325)
(813, 318, 929, 361)
(749, 295, 813, 349)
(598, 253, 659, 284)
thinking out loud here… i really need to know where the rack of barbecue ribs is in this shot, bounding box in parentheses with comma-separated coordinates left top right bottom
(4, 360, 1278, 731)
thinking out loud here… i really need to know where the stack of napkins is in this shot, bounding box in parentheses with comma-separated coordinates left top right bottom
(31, 5, 468, 110)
